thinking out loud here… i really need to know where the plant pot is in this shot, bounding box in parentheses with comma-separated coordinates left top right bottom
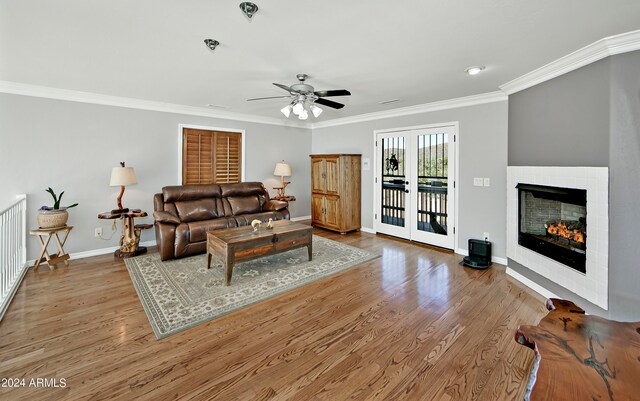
(38, 209, 69, 229)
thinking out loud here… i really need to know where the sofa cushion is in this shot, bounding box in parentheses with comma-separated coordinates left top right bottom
(219, 182, 265, 197)
(163, 184, 221, 203)
(175, 198, 217, 223)
(227, 196, 261, 215)
(187, 218, 238, 243)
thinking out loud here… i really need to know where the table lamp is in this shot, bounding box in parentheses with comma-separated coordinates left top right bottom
(273, 160, 292, 197)
(110, 161, 137, 213)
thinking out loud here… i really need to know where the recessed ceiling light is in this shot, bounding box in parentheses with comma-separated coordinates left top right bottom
(380, 98, 400, 105)
(206, 104, 229, 109)
(239, 2, 259, 19)
(465, 65, 486, 76)
(204, 39, 220, 52)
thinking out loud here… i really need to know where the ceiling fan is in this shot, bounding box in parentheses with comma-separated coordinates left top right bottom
(247, 74, 351, 120)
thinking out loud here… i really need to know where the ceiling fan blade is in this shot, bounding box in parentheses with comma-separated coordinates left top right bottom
(314, 97, 345, 109)
(314, 89, 351, 97)
(246, 95, 292, 101)
(273, 83, 300, 94)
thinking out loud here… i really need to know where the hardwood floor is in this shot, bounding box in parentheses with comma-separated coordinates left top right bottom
(0, 227, 547, 400)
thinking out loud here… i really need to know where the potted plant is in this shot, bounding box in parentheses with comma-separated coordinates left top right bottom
(38, 188, 78, 229)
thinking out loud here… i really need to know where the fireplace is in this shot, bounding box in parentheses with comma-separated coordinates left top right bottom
(507, 166, 608, 310)
(517, 184, 587, 273)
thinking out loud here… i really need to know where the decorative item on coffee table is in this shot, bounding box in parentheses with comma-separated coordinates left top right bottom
(37, 187, 78, 229)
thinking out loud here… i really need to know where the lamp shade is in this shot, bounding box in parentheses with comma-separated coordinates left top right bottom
(281, 104, 292, 118)
(273, 161, 292, 177)
(110, 166, 138, 186)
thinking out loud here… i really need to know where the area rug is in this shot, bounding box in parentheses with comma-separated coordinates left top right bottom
(125, 236, 378, 339)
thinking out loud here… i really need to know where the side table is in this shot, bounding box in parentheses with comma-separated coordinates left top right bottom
(273, 195, 296, 202)
(30, 226, 73, 270)
(98, 210, 152, 258)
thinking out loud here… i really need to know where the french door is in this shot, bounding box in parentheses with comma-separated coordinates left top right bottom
(374, 125, 456, 249)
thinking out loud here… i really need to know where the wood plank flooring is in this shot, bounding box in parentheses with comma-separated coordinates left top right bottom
(0, 227, 547, 400)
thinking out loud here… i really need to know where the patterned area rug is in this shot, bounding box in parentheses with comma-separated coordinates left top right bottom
(125, 236, 378, 339)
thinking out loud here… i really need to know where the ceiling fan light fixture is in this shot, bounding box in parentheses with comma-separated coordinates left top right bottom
(204, 39, 219, 52)
(239, 2, 258, 19)
(280, 104, 292, 118)
(310, 104, 323, 118)
(298, 110, 309, 120)
(292, 102, 304, 116)
(465, 65, 485, 75)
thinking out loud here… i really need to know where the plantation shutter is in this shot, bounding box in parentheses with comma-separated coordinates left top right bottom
(182, 129, 242, 184)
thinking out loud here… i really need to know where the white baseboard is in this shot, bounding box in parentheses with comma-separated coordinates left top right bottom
(506, 267, 558, 300)
(27, 240, 157, 267)
(290, 215, 311, 222)
(360, 227, 376, 234)
(455, 248, 507, 265)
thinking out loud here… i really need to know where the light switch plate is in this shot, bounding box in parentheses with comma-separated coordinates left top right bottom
(362, 158, 371, 171)
(483, 177, 491, 187)
(474, 177, 483, 186)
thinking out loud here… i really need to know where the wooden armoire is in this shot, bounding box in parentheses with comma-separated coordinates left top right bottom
(310, 154, 361, 234)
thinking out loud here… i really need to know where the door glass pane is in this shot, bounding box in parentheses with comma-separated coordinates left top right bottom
(381, 137, 406, 227)
(417, 132, 448, 235)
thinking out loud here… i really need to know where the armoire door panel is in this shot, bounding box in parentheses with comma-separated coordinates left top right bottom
(311, 159, 326, 193)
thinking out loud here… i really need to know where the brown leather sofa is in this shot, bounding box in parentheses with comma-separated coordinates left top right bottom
(153, 182, 289, 261)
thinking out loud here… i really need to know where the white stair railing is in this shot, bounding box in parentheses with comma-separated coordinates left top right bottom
(0, 195, 27, 321)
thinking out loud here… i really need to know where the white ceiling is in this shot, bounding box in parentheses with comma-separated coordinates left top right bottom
(2, 1, 640, 121)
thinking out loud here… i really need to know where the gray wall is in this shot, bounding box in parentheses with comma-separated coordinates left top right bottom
(608, 51, 640, 319)
(508, 57, 610, 167)
(312, 101, 509, 258)
(507, 51, 640, 321)
(0, 93, 311, 260)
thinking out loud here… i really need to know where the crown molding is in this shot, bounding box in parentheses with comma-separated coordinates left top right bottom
(500, 29, 640, 95)
(310, 91, 507, 129)
(0, 80, 310, 128)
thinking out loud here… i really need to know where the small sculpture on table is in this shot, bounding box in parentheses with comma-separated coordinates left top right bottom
(266, 218, 274, 230)
(251, 219, 262, 232)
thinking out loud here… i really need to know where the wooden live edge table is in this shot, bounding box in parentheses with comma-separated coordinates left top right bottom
(30, 226, 73, 270)
(207, 220, 312, 286)
(515, 298, 640, 401)
(98, 210, 153, 258)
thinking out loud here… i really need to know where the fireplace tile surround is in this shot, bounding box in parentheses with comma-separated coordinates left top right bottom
(507, 166, 609, 309)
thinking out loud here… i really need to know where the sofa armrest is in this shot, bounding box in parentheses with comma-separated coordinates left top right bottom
(264, 199, 288, 211)
(153, 211, 181, 225)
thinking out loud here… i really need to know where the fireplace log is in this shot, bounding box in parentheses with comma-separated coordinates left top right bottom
(515, 298, 640, 401)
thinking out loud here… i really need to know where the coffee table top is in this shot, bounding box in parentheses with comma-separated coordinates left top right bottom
(207, 220, 311, 245)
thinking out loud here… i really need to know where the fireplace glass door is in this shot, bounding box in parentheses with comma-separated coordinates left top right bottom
(517, 184, 587, 273)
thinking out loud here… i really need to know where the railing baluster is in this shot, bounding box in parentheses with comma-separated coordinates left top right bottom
(0, 195, 28, 321)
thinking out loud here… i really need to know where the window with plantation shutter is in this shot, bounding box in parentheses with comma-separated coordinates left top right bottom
(182, 128, 242, 184)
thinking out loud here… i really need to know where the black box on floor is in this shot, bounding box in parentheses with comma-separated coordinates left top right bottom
(463, 239, 492, 269)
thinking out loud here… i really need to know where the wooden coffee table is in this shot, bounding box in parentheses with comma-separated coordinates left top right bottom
(207, 220, 312, 286)
(515, 298, 640, 400)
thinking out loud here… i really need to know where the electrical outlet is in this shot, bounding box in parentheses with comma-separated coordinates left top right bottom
(95, 227, 102, 237)
(483, 232, 490, 242)
(473, 177, 483, 186)
(483, 177, 490, 187)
